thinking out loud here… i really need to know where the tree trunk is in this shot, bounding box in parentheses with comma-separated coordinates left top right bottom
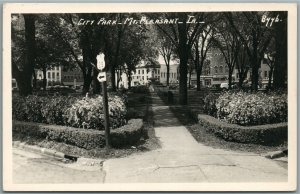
(18, 14, 36, 96)
(110, 63, 116, 91)
(251, 32, 259, 92)
(228, 68, 233, 89)
(196, 68, 201, 91)
(116, 69, 122, 89)
(273, 13, 287, 89)
(178, 20, 188, 105)
(42, 66, 47, 90)
(82, 74, 92, 94)
(166, 64, 170, 86)
(188, 70, 192, 88)
(268, 66, 274, 90)
(32, 70, 37, 90)
(127, 74, 132, 89)
(92, 67, 101, 94)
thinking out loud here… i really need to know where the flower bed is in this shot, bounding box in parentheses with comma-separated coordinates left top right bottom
(198, 114, 287, 145)
(13, 119, 143, 149)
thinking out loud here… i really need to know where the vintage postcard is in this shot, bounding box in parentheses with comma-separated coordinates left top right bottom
(2, 3, 297, 191)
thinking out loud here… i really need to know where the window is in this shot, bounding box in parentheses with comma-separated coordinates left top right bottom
(219, 66, 223, 73)
(142, 70, 144, 74)
(214, 67, 218, 74)
(57, 72, 59, 77)
(52, 72, 55, 79)
(138, 70, 140, 74)
(158, 69, 160, 74)
(225, 67, 229, 73)
(48, 72, 51, 79)
(264, 71, 268, 78)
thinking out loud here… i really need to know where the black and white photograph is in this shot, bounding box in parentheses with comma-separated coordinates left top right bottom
(2, 3, 297, 191)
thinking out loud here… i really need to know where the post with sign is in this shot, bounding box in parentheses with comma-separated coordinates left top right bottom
(96, 53, 110, 148)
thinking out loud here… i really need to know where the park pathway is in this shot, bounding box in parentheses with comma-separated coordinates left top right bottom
(103, 91, 287, 183)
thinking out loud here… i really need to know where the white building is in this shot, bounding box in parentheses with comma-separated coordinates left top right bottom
(116, 56, 179, 88)
(158, 55, 179, 85)
(36, 66, 62, 86)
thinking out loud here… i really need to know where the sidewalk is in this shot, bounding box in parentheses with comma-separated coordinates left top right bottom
(103, 92, 287, 183)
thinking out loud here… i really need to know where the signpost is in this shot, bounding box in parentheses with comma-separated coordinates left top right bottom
(96, 52, 110, 148)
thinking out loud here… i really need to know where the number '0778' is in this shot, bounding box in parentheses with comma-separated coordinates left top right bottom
(261, 14, 281, 27)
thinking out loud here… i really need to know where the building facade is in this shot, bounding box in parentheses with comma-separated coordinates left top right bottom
(36, 66, 62, 86)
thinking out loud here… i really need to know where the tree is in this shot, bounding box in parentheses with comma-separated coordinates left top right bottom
(273, 12, 287, 89)
(156, 13, 211, 104)
(213, 20, 240, 89)
(117, 23, 157, 89)
(236, 44, 250, 88)
(190, 27, 214, 91)
(157, 35, 174, 86)
(12, 14, 36, 96)
(226, 12, 273, 91)
(264, 37, 276, 90)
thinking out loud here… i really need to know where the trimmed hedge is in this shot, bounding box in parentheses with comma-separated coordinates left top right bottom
(198, 114, 287, 145)
(13, 119, 143, 149)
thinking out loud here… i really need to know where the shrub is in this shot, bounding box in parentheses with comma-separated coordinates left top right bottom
(198, 114, 287, 145)
(215, 91, 287, 126)
(12, 94, 127, 130)
(41, 96, 76, 125)
(13, 119, 143, 149)
(64, 95, 127, 130)
(203, 93, 219, 117)
(12, 95, 46, 123)
(12, 95, 75, 125)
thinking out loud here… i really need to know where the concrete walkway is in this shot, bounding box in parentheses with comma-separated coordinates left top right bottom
(103, 92, 287, 183)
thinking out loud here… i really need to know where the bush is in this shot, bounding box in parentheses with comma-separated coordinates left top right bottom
(13, 95, 46, 123)
(41, 96, 76, 125)
(64, 95, 127, 130)
(198, 114, 287, 145)
(203, 93, 219, 117)
(215, 91, 287, 126)
(13, 119, 143, 149)
(12, 95, 75, 125)
(12, 94, 127, 130)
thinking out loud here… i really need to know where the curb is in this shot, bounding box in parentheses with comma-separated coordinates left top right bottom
(13, 141, 77, 161)
(263, 149, 288, 159)
(13, 141, 105, 166)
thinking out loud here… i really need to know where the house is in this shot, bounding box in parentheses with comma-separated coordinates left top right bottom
(36, 66, 84, 88)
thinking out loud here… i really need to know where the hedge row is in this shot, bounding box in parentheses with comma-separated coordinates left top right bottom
(13, 119, 143, 149)
(198, 114, 287, 145)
